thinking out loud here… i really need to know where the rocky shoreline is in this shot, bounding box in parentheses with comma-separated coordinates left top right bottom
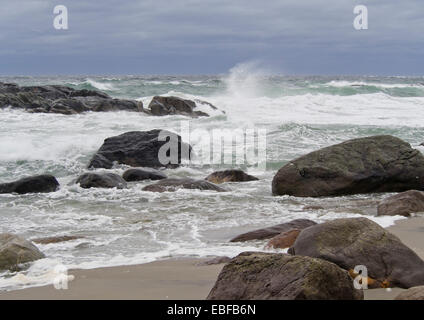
(1, 83, 424, 299)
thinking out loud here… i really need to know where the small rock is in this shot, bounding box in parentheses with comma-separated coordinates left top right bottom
(0, 175, 59, 194)
(0, 234, 45, 270)
(205, 170, 259, 184)
(32, 236, 84, 245)
(377, 190, 424, 217)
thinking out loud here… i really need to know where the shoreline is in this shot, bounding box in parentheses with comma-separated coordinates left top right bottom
(1, 217, 423, 300)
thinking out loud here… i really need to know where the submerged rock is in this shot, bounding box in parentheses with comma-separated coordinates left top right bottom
(205, 170, 259, 184)
(122, 168, 167, 182)
(142, 178, 226, 193)
(88, 130, 192, 169)
(289, 217, 424, 288)
(32, 236, 84, 245)
(0, 234, 45, 270)
(272, 135, 424, 197)
(76, 173, 127, 189)
(207, 252, 363, 300)
(377, 190, 424, 217)
(0, 175, 59, 194)
(230, 219, 316, 242)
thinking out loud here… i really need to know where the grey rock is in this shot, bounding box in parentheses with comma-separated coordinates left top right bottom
(272, 135, 424, 197)
(207, 252, 363, 300)
(0, 234, 45, 270)
(76, 172, 127, 189)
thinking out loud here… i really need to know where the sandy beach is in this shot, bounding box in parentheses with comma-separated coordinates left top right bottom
(0, 217, 423, 300)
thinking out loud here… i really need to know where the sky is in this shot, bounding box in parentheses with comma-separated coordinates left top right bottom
(0, 0, 423, 75)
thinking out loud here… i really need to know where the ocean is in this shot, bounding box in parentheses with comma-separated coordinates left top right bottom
(1, 64, 424, 290)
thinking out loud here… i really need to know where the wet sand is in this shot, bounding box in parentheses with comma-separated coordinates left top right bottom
(1, 217, 423, 300)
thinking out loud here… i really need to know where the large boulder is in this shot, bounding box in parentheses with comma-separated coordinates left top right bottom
(230, 219, 316, 242)
(0, 234, 45, 270)
(395, 286, 424, 300)
(88, 130, 192, 169)
(148, 96, 211, 117)
(0, 82, 143, 114)
(122, 168, 167, 182)
(272, 135, 424, 197)
(142, 178, 226, 193)
(377, 190, 424, 217)
(0, 175, 59, 194)
(289, 217, 424, 288)
(76, 173, 127, 189)
(207, 252, 363, 300)
(205, 170, 259, 184)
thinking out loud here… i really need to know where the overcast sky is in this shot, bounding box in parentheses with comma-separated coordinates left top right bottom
(0, 0, 423, 75)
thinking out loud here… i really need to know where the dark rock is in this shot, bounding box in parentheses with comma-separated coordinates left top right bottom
(230, 219, 317, 242)
(88, 130, 192, 169)
(272, 135, 424, 197)
(289, 217, 424, 288)
(32, 236, 84, 245)
(76, 173, 127, 189)
(148, 96, 215, 117)
(0, 234, 45, 270)
(0, 82, 143, 114)
(265, 229, 301, 249)
(205, 170, 259, 184)
(142, 178, 226, 193)
(377, 190, 424, 217)
(122, 168, 167, 182)
(207, 252, 363, 300)
(395, 286, 424, 300)
(0, 175, 59, 194)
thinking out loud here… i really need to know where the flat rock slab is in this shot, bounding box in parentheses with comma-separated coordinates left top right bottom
(122, 168, 167, 182)
(76, 173, 127, 189)
(205, 170, 259, 184)
(0, 175, 59, 194)
(207, 252, 363, 300)
(0, 234, 45, 270)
